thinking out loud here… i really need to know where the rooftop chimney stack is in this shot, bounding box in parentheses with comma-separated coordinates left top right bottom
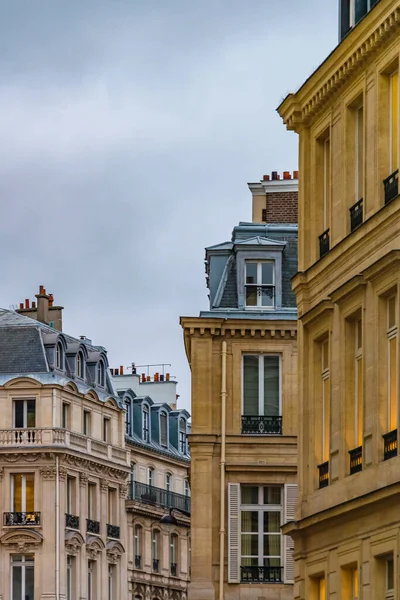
(249, 170, 299, 224)
(16, 285, 64, 331)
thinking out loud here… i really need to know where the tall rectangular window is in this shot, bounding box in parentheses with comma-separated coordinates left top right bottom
(243, 355, 280, 416)
(390, 70, 399, 173)
(143, 406, 149, 442)
(108, 564, 115, 600)
(125, 401, 132, 436)
(179, 418, 187, 453)
(245, 261, 275, 308)
(83, 410, 91, 436)
(87, 560, 95, 600)
(87, 483, 96, 520)
(323, 136, 331, 231)
(103, 417, 110, 443)
(62, 403, 70, 429)
(387, 295, 397, 432)
(354, 319, 363, 447)
(355, 105, 364, 201)
(148, 468, 154, 487)
(386, 557, 394, 599)
(170, 533, 178, 575)
(321, 340, 330, 463)
(66, 477, 76, 515)
(107, 488, 117, 524)
(11, 555, 34, 600)
(13, 400, 36, 428)
(66, 556, 75, 600)
(318, 577, 326, 600)
(160, 412, 168, 447)
(11, 474, 34, 514)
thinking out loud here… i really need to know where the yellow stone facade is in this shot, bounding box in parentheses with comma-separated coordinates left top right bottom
(278, 1, 400, 598)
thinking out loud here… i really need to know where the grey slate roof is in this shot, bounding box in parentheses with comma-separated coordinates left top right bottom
(0, 326, 48, 373)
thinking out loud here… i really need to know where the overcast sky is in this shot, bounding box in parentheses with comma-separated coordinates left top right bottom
(0, 0, 337, 411)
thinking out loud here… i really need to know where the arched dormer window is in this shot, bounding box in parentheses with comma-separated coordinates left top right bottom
(97, 360, 105, 387)
(77, 352, 84, 378)
(160, 412, 168, 447)
(179, 418, 186, 454)
(143, 405, 150, 442)
(56, 342, 63, 370)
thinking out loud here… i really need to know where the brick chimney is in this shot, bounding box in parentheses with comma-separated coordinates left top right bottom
(248, 170, 298, 224)
(16, 285, 64, 331)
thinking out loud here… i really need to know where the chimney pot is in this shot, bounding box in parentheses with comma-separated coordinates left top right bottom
(263, 174, 270, 181)
(146, 376, 150, 382)
(131, 363, 136, 374)
(19, 303, 24, 310)
(154, 372, 159, 382)
(160, 374, 164, 382)
(48, 294, 54, 307)
(283, 171, 291, 180)
(32, 301, 36, 309)
(39, 285, 44, 295)
(271, 171, 278, 181)
(25, 299, 30, 309)
(120, 365, 124, 375)
(293, 170, 299, 179)
(141, 373, 146, 383)
(166, 373, 170, 382)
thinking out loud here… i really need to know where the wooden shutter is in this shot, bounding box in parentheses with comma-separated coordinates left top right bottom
(284, 483, 298, 584)
(228, 483, 240, 583)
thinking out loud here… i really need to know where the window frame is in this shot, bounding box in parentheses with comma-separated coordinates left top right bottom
(160, 411, 168, 447)
(134, 524, 142, 557)
(165, 472, 172, 492)
(13, 399, 36, 429)
(387, 295, 398, 432)
(56, 342, 64, 370)
(321, 339, 330, 463)
(148, 467, 154, 487)
(241, 354, 282, 417)
(179, 418, 187, 454)
(11, 554, 34, 600)
(389, 69, 399, 174)
(97, 360, 105, 387)
(143, 405, 150, 442)
(11, 473, 35, 513)
(77, 352, 84, 379)
(354, 319, 363, 447)
(83, 410, 91, 436)
(244, 260, 275, 309)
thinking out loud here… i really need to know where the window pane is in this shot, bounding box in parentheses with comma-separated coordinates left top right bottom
(388, 296, 396, 329)
(25, 565, 34, 600)
(241, 511, 258, 533)
(387, 558, 394, 590)
(389, 336, 397, 431)
(261, 263, 273, 285)
(25, 474, 34, 513)
(354, 0, 367, 23)
(263, 511, 281, 533)
(261, 286, 274, 307)
(245, 286, 257, 306)
(263, 487, 281, 505)
(14, 401, 24, 428)
(240, 534, 258, 555)
(391, 71, 399, 171)
(264, 356, 279, 416)
(27, 401, 36, 428)
(241, 557, 259, 567)
(264, 557, 281, 567)
(246, 263, 257, 285)
(13, 475, 23, 512)
(12, 565, 22, 600)
(263, 534, 281, 556)
(243, 356, 259, 415)
(241, 486, 259, 504)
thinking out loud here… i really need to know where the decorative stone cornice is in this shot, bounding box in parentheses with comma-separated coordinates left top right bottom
(0, 528, 43, 553)
(279, 6, 400, 131)
(62, 454, 129, 482)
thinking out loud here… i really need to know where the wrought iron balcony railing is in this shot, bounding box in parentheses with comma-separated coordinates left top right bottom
(317, 461, 329, 489)
(245, 285, 275, 308)
(350, 198, 363, 232)
(65, 513, 80, 529)
(135, 555, 141, 569)
(241, 415, 282, 435)
(349, 445, 363, 474)
(384, 169, 399, 205)
(383, 429, 398, 461)
(107, 524, 120, 539)
(4, 512, 41, 526)
(240, 565, 283, 583)
(86, 518, 100, 535)
(153, 559, 159, 572)
(170, 563, 177, 577)
(319, 229, 330, 258)
(129, 481, 191, 515)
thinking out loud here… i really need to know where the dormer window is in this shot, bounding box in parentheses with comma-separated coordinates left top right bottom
(143, 406, 150, 442)
(179, 418, 186, 454)
(97, 361, 105, 387)
(160, 412, 168, 447)
(245, 261, 275, 308)
(56, 342, 64, 369)
(77, 352, 84, 378)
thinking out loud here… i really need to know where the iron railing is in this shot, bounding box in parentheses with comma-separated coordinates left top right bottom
(65, 513, 80, 529)
(384, 169, 399, 205)
(4, 512, 40, 526)
(317, 461, 329, 489)
(319, 229, 330, 258)
(107, 524, 120, 539)
(153, 559, 159, 572)
(86, 518, 100, 534)
(245, 285, 275, 307)
(350, 198, 363, 232)
(171, 563, 177, 577)
(383, 429, 398, 461)
(349, 445, 363, 474)
(241, 415, 282, 435)
(129, 481, 191, 515)
(135, 555, 141, 569)
(240, 565, 283, 583)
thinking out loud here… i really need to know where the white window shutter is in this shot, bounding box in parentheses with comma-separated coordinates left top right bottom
(284, 483, 298, 584)
(228, 483, 240, 583)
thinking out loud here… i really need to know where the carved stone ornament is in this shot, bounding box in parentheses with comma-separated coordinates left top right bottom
(133, 582, 145, 596)
(0, 528, 43, 553)
(119, 483, 129, 499)
(79, 472, 89, 487)
(106, 540, 125, 564)
(100, 479, 109, 493)
(65, 530, 85, 556)
(40, 466, 57, 480)
(85, 535, 105, 560)
(58, 466, 68, 481)
(0, 467, 4, 482)
(3, 452, 41, 463)
(62, 454, 128, 482)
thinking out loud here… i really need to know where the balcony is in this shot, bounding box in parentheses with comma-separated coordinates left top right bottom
(384, 169, 399, 205)
(171, 563, 177, 577)
(350, 198, 363, 232)
(349, 445, 363, 474)
(319, 229, 330, 258)
(241, 415, 282, 435)
(153, 559, 159, 573)
(317, 461, 329, 489)
(383, 429, 398, 461)
(65, 513, 80, 530)
(129, 481, 191, 515)
(107, 524, 120, 539)
(4, 512, 40, 526)
(0, 428, 130, 466)
(86, 518, 100, 535)
(135, 555, 141, 569)
(240, 566, 283, 583)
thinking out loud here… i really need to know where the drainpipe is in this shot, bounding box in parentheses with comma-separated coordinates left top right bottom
(52, 388, 57, 428)
(55, 455, 60, 600)
(219, 340, 227, 600)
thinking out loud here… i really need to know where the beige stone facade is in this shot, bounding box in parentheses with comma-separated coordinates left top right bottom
(278, 1, 400, 598)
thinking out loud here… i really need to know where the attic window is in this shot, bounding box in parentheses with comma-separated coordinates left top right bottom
(245, 261, 275, 308)
(97, 361, 105, 387)
(160, 412, 168, 447)
(179, 418, 186, 454)
(77, 352, 84, 378)
(56, 342, 64, 369)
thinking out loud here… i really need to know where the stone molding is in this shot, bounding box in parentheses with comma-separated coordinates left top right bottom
(0, 528, 43, 553)
(65, 530, 85, 556)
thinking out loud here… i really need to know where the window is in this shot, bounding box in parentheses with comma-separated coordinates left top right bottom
(165, 473, 172, 492)
(318, 577, 326, 600)
(148, 467, 154, 487)
(97, 361, 105, 387)
(160, 412, 168, 446)
(355, 104, 364, 202)
(184, 479, 190, 497)
(125, 401, 132, 436)
(351, 568, 359, 600)
(179, 418, 186, 453)
(387, 296, 397, 432)
(323, 136, 331, 232)
(11, 555, 34, 600)
(11, 474, 34, 516)
(240, 486, 282, 576)
(108, 564, 115, 600)
(56, 342, 64, 369)
(66, 477, 76, 515)
(245, 261, 275, 308)
(354, 319, 363, 448)
(389, 70, 399, 173)
(170, 534, 178, 575)
(386, 557, 394, 599)
(103, 417, 110, 443)
(14, 399, 36, 429)
(143, 406, 149, 442)
(131, 463, 136, 483)
(77, 352, 84, 378)
(321, 340, 330, 463)
(243, 355, 280, 418)
(62, 403, 70, 429)
(66, 556, 75, 600)
(87, 483, 96, 520)
(349, 0, 378, 27)
(83, 410, 91, 436)
(152, 529, 160, 571)
(88, 560, 95, 600)
(107, 488, 117, 525)
(134, 524, 142, 562)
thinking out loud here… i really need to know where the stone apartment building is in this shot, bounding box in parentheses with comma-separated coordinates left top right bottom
(181, 172, 299, 600)
(0, 287, 190, 600)
(278, 0, 400, 598)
